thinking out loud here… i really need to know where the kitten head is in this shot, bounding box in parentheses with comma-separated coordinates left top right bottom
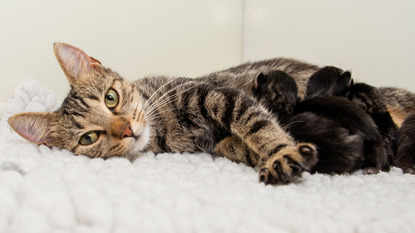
(8, 43, 151, 158)
(306, 66, 352, 99)
(253, 71, 299, 120)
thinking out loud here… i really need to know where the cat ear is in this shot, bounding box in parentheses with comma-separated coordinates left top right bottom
(255, 72, 267, 90)
(8, 112, 56, 146)
(53, 42, 102, 85)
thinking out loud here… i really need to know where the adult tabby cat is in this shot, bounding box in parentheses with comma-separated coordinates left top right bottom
(8, 43, 415, 184)
(8, 43, 319, 185)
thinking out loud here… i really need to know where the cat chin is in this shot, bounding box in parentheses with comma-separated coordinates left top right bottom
(128, 125, 151, 154)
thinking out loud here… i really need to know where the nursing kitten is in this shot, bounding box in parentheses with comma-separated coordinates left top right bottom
(8, 43, 319, 185)
(252, 70, 299, 121)
(306, 66, 352, 99)
(345, 83, 397, 162)
(290, 97, 390, 174)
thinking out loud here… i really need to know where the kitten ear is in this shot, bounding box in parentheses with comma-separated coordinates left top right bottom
(255, 72, 267, 90)
(53, 42, 102, 85)
(8, 112, 56, 146)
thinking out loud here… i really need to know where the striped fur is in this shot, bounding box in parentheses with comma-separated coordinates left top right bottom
(9, 43, 415, 184)
(8, 43, 321, 184)
(200, 57, 319, 100)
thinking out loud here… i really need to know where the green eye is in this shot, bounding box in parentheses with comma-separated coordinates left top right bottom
(79, 131, 99, 145)
(105, 89, 119, 108)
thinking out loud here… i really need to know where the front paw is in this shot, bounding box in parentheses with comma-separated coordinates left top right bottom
(259, 143, 318, 185)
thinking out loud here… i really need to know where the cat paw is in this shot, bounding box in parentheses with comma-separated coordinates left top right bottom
(259, 143, 318, 185)
(362, 167, 380, 175)
(403, 167, 415, 174)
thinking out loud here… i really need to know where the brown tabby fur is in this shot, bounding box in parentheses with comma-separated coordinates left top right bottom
(8, 43, 320, 185)
(200, 58, 319, 100)
(378, 87, 415, 127)
(7, 43, 415, 184)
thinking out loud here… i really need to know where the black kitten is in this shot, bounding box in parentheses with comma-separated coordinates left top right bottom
(306, 66, 352, 99)
(346, 83, 397, 163)
(394, 114, 415, 173)
(253, 70, 299, 121)
(288, 96, 390, 174)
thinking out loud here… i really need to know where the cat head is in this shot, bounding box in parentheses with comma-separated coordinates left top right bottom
(305, 66, 352, 99)
(8, 43, 151, 158)
(253, 71, 299, 119)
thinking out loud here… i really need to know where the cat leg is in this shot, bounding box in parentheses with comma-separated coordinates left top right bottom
(190, 83, 319, 184)
(214, 136, 319, 184)
(213, 136, 258, 167)
(258, 143, 318, 184)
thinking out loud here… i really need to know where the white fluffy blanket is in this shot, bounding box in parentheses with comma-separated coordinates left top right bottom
(1, 79, 415, 233)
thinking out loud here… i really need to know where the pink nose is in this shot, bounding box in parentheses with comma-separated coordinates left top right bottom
(121, 123, 133, 138)
(111, 119, 133, 139)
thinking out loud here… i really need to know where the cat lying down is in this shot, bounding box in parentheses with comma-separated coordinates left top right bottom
(7, 42, 415, 185)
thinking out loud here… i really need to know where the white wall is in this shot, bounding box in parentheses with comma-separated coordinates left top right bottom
(2, 0, 414, 103)
(0, 0, 243, 102)
(243, 0, 415, 91)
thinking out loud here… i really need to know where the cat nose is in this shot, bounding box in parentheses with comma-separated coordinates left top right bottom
(121, 123, 133, 138)
(111, 119, 133, 139)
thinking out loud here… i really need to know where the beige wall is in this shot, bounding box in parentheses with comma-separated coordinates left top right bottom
(0, 0, 243, 102)
(2, 0, 414, 104)
(243, 0, 415, 91)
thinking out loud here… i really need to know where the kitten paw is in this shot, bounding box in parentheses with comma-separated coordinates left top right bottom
(259, 143, 318, 185)
(362, 167, 380, 175)
(403, 167, 415, 174)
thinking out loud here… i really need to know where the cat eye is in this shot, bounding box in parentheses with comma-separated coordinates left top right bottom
(105, 89, 119, 109)
(79, 131, 99, 145)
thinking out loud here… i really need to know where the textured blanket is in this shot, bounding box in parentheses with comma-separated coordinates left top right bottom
(1, 79, 415, 233)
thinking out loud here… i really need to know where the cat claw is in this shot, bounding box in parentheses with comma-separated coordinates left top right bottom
(259, 143, 318, 185)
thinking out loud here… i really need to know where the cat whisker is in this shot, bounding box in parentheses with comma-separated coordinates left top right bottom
(143, 82, 197, 120)
(132, 83, 174, 122)
(144, 84, 198, 122)
(143, 82, 187, 114)
(141, 77, 182, 111)
(281, 120, 305, 131)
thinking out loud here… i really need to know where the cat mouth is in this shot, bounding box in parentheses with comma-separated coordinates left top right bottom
(129, 125, 151, 153)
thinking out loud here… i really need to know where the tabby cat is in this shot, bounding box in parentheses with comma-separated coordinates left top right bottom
(8, 43, 415, 184)
(8, 43, 319, 185)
